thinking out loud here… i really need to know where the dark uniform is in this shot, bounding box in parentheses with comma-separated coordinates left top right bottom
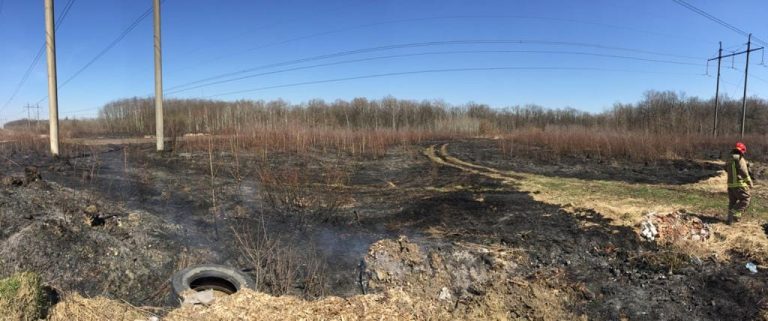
(725, 151, 753, 223)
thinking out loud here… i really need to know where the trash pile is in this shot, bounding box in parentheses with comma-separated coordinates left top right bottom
(640, 211, 710, 243)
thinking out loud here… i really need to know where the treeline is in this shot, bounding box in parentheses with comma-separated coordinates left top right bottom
(31, 91, 768, 137)
(604, 91, 768, 135)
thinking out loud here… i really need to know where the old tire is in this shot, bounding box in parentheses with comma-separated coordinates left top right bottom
(170, 264, 255, 301)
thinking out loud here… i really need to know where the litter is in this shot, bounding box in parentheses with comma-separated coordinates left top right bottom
(640, 220, 658, 241)
(181, 289, 216, 305)
(746, 262, 758, 274)
(438, 287, 452, 301)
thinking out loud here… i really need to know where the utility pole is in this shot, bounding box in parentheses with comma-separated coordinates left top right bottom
(708, 36, 763, 138)
(24, 104, 41, 132)
(24, 104, 31, 130)
(740, 34, 752, 138)
(153, 0, 164, 151)
(44, 0, 60, 156)
(712, 42, 722, 137)
(35, 104, 40, 132)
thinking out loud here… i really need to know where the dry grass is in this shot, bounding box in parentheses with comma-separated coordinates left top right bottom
(709, 222, 768, 264)
(48, 293, 153, 321)
(50, 288, 449, 321)
(496, 127, 768, 162)
(0, 272, 47, 321)
(176, 126, 460, 158)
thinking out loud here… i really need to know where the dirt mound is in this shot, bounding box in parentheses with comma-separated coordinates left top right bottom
(165, 288, 444, 321)
(49, 287, 440, 321)
(363, 236, 581, 320)
(0, 180, 184, 305)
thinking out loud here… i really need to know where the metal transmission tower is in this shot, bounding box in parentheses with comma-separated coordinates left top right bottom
(154, 0, 164, 151)
(708, 35, 763, 138)
(44, 0, 60, 156)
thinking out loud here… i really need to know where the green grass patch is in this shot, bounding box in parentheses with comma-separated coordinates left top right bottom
(521, 174, 768, 221)
(0, 272, 47, 321)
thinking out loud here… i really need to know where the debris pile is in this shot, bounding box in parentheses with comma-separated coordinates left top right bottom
(640, 211, 710, 243)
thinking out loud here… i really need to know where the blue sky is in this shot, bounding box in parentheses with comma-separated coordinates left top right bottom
(1, 0, 767, 120)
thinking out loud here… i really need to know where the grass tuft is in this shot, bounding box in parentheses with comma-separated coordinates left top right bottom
(0, 272, 47, 321)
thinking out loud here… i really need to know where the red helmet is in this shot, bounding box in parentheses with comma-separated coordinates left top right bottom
(735, 142, 747, 154)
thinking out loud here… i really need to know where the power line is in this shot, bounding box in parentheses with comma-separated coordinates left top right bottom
(206, 66, 703, 98)
(184, 14, 711, 71)
(0, 0, 76, 114)
(671, 0, 767, 46)
(168, 39, 706, 93)
(35, 1, 163, 105)
(723, 65, 768, 85)
(167, 49, 704, 96)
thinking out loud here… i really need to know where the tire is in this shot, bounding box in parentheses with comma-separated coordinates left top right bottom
(170, 264, 255, 301)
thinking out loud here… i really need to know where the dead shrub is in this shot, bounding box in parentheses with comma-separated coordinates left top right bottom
(232, 222, 328, 298)
(255, 162, 349, 223)
(631, 248, 691, 274)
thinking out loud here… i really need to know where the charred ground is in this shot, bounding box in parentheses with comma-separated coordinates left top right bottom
(0, 138, 766, 320)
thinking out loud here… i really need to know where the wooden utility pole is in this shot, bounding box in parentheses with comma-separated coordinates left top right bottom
(24, 104, 32, 129)
(740, 34, 752, 138)
(708, 36, 763, 138)
(712, 42, 722, 136)
(35, 104, 40, 132)
(44, 0, 60, 156)
(154, 0, 164, 151)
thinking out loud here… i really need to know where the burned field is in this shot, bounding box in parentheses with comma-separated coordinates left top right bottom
(1, 138, 767, 320)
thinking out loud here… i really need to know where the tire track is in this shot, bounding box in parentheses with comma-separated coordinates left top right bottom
(424, 143, 523, 184)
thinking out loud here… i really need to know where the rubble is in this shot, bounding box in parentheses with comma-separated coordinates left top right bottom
(640, 219, 658, 241)
(640, 211, 710, 243)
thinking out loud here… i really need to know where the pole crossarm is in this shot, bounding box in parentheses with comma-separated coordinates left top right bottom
(709, 47, 764, 61)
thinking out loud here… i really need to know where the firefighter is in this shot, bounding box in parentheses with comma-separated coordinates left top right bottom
(725, 142, 753, 224)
